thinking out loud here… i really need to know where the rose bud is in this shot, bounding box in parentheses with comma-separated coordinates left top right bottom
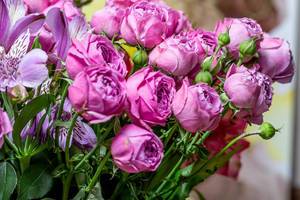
(111, 124, 163, 173)
(149, 32, 200, 76)
(68, 66, 126, 124)
(258, 34, 295, 83)
(214, 18, 263, 58)
(224, 64, 273, 124)
(133, 49, 148, 67)
(195, 71, 213, 85)
(0, 109, 12, 148)
(218, 31, 230, 47)
(91, 6, 125, 39)
(259, 122, 278, 140)
(172, 78, 223, 133)
(120, 1, 189, 49)
(66, 34, 128, 79)
(126, 67, 175, 129)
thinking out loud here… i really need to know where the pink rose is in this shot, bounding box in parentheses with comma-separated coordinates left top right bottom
(106, 0, 162, 8)
(126, 67, 175, 129)
(120, 1, 189, 49)
(224, 65, 273, 124)
(68, 66, 126, 124)
(24, 0, 60, 13)
(66, 34, 127, 79)
(172, 79, 223, 133)
(258, 34, 294, 83)
(0, 109, 12, 148)
(111, 124, 163, 173)
(44, 0, 81, 21)
(214, 18, 263, 58)
(149, 32, 200, 76)
(91, 6, 125, 39)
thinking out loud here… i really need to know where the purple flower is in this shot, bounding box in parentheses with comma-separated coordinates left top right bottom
(126, 67, 175, 129)
(224, 64, 273, 124)
(172, 78, 223, 133)
(66, 34, 127, 79)
(68, 66, 127, 124)
(214, 18, 263, 58)
(21, 99, 97, 150)
(149, 32, 200, 76)
(120, 1, 189, 49)
(23, 0, 60, 13)
(91, 6, 124, 39)
(0, 108, 12, 148)
(0, 30, 48, 91)
(258, 34, 294, 83)
(111, 124, 163, 173)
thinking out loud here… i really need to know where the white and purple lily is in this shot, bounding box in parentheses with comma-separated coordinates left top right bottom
(0, 0, 48, 91)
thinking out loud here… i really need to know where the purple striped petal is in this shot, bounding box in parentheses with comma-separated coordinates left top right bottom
(5, 0, 26, 25)
(45, 8, 71, 61)
(17, 49, 48, 88)
(0, 0, 10, 45)
(5, 13, 45, 50)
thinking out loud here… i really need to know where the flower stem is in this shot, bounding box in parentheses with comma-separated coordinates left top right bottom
(20, 156, 30, 173)
(4, 136, 19, 154)
(196, 131, 212, 145)
(62, 173, 73, 200)
(85, 152, 111, 193)
(65, 112, 79, 169)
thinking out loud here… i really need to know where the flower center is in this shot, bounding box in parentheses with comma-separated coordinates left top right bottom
(156, 79, 172, 116)
(95, 75, 120, 99)
(143, 140, 160, 165)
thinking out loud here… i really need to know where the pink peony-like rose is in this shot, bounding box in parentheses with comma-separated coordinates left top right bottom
(111, 124, 163, 173)
(214, 17, 263, 58)
(149, 32, 201, 76)
(91, 6, 125, 39)
(120, 1, 190, 49)
(258, 34, 294, 83)
(106, 0, 162, 8)
(0, 109, 12, 148)
(172, 78, 223, 133)
(224, 64, 273, 124)
(68, 66, 126, 124)
(24, 0, 60, 13)
(66, 34, 128, 79)
(126, 67, 175, 129)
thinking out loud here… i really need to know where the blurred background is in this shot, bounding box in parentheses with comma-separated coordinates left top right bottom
(83, 0, 298, 199)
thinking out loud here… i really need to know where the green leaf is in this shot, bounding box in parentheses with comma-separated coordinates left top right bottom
(12, 94, 55, 146)
(0, 162, 17, 200)
(19, 164, 53, 200)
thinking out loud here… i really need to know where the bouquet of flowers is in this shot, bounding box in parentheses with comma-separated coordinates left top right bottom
(0, 0, 295, 199)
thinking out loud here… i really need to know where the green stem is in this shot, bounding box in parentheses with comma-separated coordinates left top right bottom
(110, 173, 129, 200)
(20, 156, 30, 173)
(65, 112, 79, 169)
(86, 152, 111, 193)
(62, 173, 73, 200)
(216, 132, 258, 157)
(196, 131, 212, 145)
(1, 92, 14, 119)
(155, 156, 185, 195)
(4, 136, 19, 154)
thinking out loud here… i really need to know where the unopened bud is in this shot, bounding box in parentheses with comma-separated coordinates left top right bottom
(8, 85, 28, 102)
(218, 32, 230, 47)
(259, 122, 278, 140)
(133, 49, 148, 67)
(201, 56, 213, 71)
(195, 71, 213, 85)
(239, 39, 257, 57)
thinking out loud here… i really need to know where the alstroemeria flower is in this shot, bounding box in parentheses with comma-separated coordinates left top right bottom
(0, 0, 47, 91)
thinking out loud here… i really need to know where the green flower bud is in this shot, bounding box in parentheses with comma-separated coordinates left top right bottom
(133, 49, 148, 67)
(201, 56, 213, 71)
(218, 32, 230, 47)
(195, 71, 213, 85)
(220, 93, 229, 104)
(259, 122, 278, 140)
(239, 39, 257, 57)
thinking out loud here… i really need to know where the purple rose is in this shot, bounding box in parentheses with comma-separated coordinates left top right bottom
(66, 34, 127, 79)
(91, 6, 125, 39)
(68, 66, 126, 124)
(106, 0, 162, 8)
(214, 18, 263, 58)
(0, 109, 12, 148)
(172, 78, 223, 133)
(126, 67, 175, 129)
(149, 32, 200, 76)
(120, 1, 188, 49)
(224, 65, 273, 124)
(258, 34, 294, 83)
(111, 124, 163, 173)
(24, 0, 60, 13)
